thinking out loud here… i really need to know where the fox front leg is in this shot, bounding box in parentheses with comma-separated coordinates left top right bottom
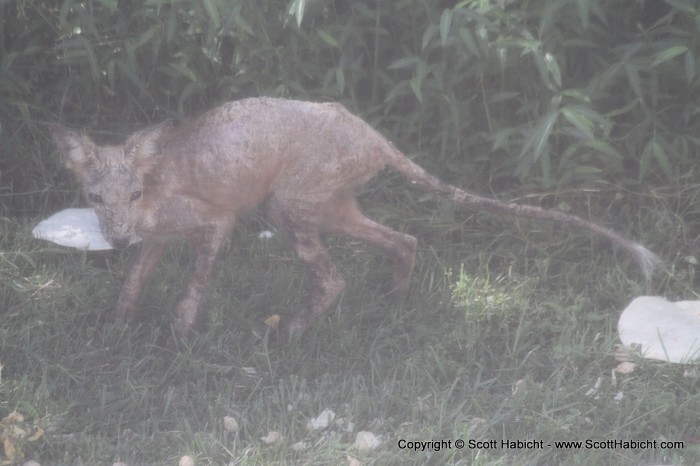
(172, 221, 235, 335)
(114, 240, 169, 321)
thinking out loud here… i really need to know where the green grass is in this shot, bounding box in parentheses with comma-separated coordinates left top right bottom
(2, 185, 700, 465)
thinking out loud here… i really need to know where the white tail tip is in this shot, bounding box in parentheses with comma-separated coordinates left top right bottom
(632, 244, 661, 280)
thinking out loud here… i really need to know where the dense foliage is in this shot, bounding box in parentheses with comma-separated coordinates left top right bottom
(2, 0, 699, 215)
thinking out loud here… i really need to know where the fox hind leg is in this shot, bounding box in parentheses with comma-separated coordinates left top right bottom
(320, 197, 417, 295)
(267, 199, 346, 339)
(267, 194, 417, 339)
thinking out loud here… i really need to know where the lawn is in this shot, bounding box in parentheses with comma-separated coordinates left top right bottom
(2, 178, 698, 465)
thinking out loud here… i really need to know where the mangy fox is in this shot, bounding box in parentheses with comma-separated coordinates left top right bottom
(50, 98, 659, 338)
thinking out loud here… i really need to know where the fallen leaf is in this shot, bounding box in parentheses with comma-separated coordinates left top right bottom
(291, 441, 309, 451)
(308, 408, 335, 430)
(354, 431, 381, 451)
(347, 455, 364, 466)
(3, 437, 16, 463)
(27, 428, 43, 443)
(614, 361, 636, 374)
(261, 431, 282, 445)
(511, 378, 526, 397)
(2, 412, 23, 424)
(223, 416, 239, 434)
(178, 455, 195, 466)
(264, 315, 281, 330)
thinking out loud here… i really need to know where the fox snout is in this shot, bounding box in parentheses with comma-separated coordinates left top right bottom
(110, 236, 131, 249)
(93, 206, 139, 250)
(100, 219, 135, 249)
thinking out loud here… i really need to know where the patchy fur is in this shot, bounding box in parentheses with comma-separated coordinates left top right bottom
(50, 98, 659, 337)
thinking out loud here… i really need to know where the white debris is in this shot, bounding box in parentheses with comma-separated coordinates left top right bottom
(307, 408, 335, 430)
(32, 208, 141, 250)
(584, 377, 602, 398)
(291, 441, 309, 451)
(223, 416, 239, 434)
(261, 431, 282, 445)
(354, 431, 381, 451)
(614, 361, 636, 374)
(618, 296, 700, 363)
(336, 417, 355, 432)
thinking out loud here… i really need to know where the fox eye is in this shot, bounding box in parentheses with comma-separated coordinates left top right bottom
(130, 190, 142, 202)
(87, 193, 103, 204)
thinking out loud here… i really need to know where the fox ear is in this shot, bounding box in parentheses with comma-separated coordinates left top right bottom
(49, 125, 96, 174)
(126, 120, 173, 171)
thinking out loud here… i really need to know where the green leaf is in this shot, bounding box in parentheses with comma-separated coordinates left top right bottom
(576, 0, 590, 30)
(487, 92, 520, 104)
(233, 15, 254, 36)
(422, 24, 437, 51)
(561, 89, 590, 102)
(133, 24, 160, 49)
(165, 11, 177, 43)
(605, 99, 639, 118)
(540, 143, 551, 186)
(439, 8, 453, 48)
(106, 59, 116, 89)
(202, 0, 221, 30)
(490, 128, 516, 151)
(79, 37, 100, 81)
(517, 110, 559, 178)
(288, 0, 306, 28)
(640, 137, 673, 181)
(317, 29, 340, 48)
(650, 45, 688, 68)
(623, 63, 643, 100)
(409, 76, 423, 103)
(168, 61, 198, 82)
(650, 138, 673, 180)
(458, 27, 479, 57)
(573, 165, 603, 178)
(335, 67, 345, 94)
(95, 0, 118, 12)
(58, 0, 75, 25)
(387, 57, 421, 70)
(544, 52, 561, 88)
(561, 106, 594, 139)
(532, 48, 558, 91)
(685, 50, 696, 84)
(582, 140, 622, 163)
(531, 111, 559, 157)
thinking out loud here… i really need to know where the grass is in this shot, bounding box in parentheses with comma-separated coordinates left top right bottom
(2, 178, 700, 465)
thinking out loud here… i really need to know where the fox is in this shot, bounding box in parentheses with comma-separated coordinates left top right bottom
(49, 97, 659, 338)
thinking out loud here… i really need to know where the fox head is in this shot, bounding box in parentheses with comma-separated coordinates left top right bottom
(50, 121, 172, 248)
